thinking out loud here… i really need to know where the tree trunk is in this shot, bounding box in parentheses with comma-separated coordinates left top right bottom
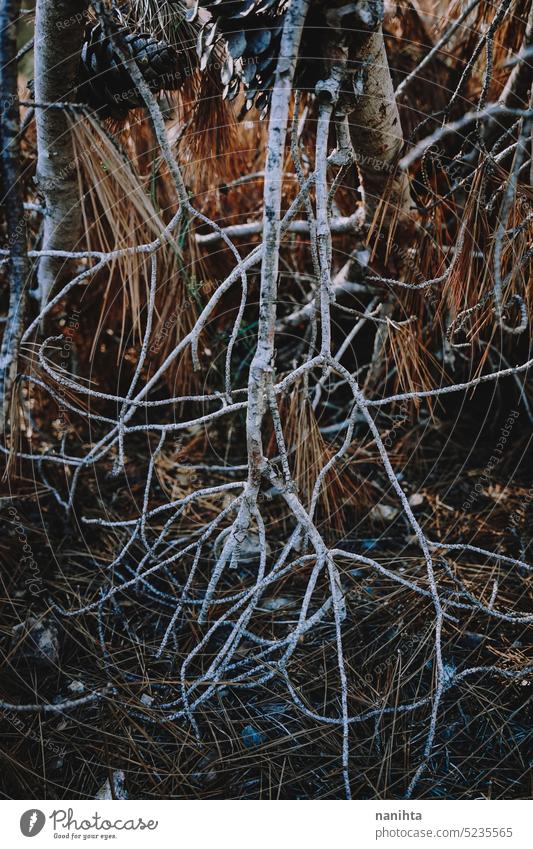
(0, 0, 29, 430)
(332, 2, 416, 288)
(34, 0, 87, 306)
(325, 0, 414, 228)
(348, 26, 413, 227)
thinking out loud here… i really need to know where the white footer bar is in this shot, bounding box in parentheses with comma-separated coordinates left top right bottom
(4, 799, 532, 848)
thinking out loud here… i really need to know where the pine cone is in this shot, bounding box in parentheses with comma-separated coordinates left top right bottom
(189, 1, 349, 116)
(191, 0, 288, 115)
(78, 9, 183, 119)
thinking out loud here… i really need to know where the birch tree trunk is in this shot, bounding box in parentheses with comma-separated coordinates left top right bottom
(332, 1, 416, 288)
(34, 0, 87, 306)
(0, 0, 29, 430)
(326, 1, 413, 227)
(348, 25, 413, 226)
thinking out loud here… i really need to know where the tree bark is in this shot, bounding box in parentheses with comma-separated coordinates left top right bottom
(34, 0, 87, 306)
(348, 26, 413, 226)
(0, 0, 29, 430)
(330, 1, 416, 288)
(245, 0, 311, 493)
